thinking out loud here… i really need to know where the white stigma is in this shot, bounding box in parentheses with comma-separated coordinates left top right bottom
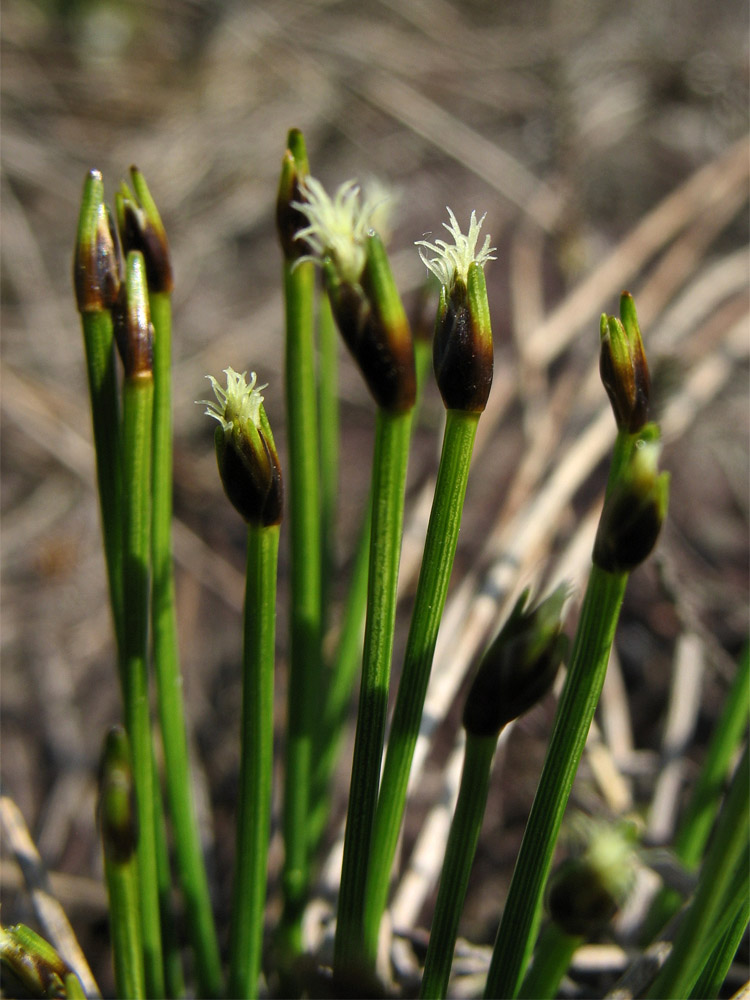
(416, 208, 496, 288)
(293, 176, 377, 285)
(200, 367, 266, 434)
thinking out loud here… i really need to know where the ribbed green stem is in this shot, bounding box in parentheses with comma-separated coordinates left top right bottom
(81, 310, 124, 664)
(419, 733, 496, 999)
(149, 290, 222, 997)
(308, 495, 372, 854)
(517, 922, 581, 1000)
(318, 288, 339, 618)
(154, 780, 185, 1000)
(641, 642, 750, 943)
(228, 523, 280, 999)
(647, 741, 749, 998)
(122, 373, 164, 999)
(103, 842, 145, 998)
(334, 408, 412, 980)
(364, 410, 480, 960)
(280, 257, 322, 956)
(484, 566, 628, 998)
(688, 872, 750, 1000)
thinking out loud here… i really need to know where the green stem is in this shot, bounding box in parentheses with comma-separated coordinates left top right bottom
(149, 290, 222, 997)
(364, 410, 480, 960)
(228, 523, 280, 999)
(419, 733, 496, 1000)
(517, 922, 581, 1000)
(334, 408, 412, 981)
(647, 741, 749, 998)
(318, 287, 339, 618)
(484, 566, 628, 998)
(688, 873, 750, 1000)
(80, 310, 124, 665)
(103, 845, 145, 1000)
(280, 257, 323, 955)
(641, 642, 750, 943)
(122, 372, 164, 999)
(308, 494, 372, 854)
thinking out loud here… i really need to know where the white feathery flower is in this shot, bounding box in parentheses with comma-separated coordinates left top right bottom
(199, 367, 267, 435)
(292, 176, 376, 285)
(415, 208, 496, 288)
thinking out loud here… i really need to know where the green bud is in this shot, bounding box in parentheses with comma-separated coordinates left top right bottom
(98, 724, 138, 864)
(73, 169, 122, 313)
(546, 818, 638, 937)
(462, 584, 568, 738)
(599, 292, 650, 432)
(115, 166, 173, 294)
(593, 428, 669, 573)
(276, 129, 312, 262)
(0, 923, 72, 998)
(432, 262, 493, 412)
(200, 367, 283, 526)
(114, 251, 153, 380)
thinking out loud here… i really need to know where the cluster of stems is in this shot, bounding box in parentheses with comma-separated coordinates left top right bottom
(65, 135, 746, 1000)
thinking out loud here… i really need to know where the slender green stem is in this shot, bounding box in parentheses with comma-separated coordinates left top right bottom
(647, 742, 749, 998)
(484, 566, 628, 998)
(516, 922, 581, 1000)
(149, 290, 222, 997)
(334, 408, 413, 980)
(318, 287, 339, 618)
(688, 874, 750, 1000)
(104, 837, 145, 999)
(154, 780, 185, 1000)
(308, 494, 372, 854)
(419, 733, 496, 999)
(228, 523, 280, 999)
(641, 642, 750, 943)
(364, 409, 480, 960)
(280, 257, 323, 954)
(80, 310, 124, 664)
(122, 372, 164, 999)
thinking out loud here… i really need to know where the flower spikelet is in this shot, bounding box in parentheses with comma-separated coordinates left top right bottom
(201, 367, 267, 436)
(292, 176, 377, 284)
(416, 208, 496, 289)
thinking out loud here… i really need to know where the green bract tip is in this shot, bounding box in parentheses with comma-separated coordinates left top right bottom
(115, 166, 173, 294)
(114, 251, 153, 379)
(599, 291, 650, 433)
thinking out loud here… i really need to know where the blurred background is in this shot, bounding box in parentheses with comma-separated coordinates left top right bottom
(2, 0, 748, 995)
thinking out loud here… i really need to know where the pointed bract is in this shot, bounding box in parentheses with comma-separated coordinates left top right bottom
(115, 167, 173, 294)
(599, 292, 650, 432)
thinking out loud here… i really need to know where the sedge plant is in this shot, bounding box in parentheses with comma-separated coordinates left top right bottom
(363, 210, 496, 966)
(419, 585, 568, 999)
(484, 293, 669, 998)
(64, 145, 750, 1000)
(201, 368, 283, 999)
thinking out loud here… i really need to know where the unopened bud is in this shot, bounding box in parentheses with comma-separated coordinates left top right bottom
(276, 129, 312, 262)
(115, 166, 173, 294)
(99, 725, 138, 864)
(594, 428, 669, 573)
(114, 251, 153, 379)
(546, 817, 638, 937)
(599, 292, 650, 432)
(462, 584, 568, 738)
(200, 367, 283, 526)
(432, 262, 493, 412)
(73, 169, 122, 313)
(0, 923, 73, 998)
